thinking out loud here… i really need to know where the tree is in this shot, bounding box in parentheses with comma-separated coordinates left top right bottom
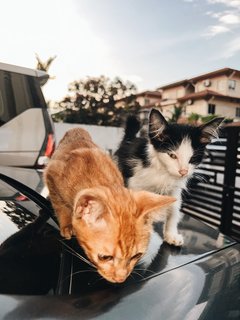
(169, 105, 183, 123)
(35, 53, 57, 84)
(52, 76, 140, 126)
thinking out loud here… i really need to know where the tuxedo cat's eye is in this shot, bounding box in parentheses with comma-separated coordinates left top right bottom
(168, 153, 177, 159)
(98, 254, 113, 262)
(131, 253, 143, 261)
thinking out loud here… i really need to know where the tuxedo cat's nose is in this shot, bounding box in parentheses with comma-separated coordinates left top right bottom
(179, 168, 188, 176)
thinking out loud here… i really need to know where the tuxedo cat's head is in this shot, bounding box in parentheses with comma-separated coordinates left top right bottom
(148, 108, 224, 179)
(72, 186, 175, 283)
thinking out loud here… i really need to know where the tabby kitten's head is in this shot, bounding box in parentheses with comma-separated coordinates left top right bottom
(72, 186, 175, 283)
(148, 108, 224, 179)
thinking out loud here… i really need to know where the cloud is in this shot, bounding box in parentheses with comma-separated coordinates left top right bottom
(120, 74, 143, 84)
(207, 0, 240, 8)
(202, 0, 240, 37)
(219, 13, 240, 24)
(222, 37, 240, 58)
(203, 25, 230, 37)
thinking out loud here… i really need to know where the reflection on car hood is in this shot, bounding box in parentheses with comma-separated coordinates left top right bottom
(0, 166, 239, 319)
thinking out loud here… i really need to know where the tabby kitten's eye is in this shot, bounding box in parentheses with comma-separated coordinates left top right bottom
(98, 254, 113, 262)
(131, 253, 143, 261)
(168, 153, 177, 159)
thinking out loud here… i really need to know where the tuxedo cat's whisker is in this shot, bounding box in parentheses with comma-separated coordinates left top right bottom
(193, 173, 208, 183)
(166, 136, 177, 149)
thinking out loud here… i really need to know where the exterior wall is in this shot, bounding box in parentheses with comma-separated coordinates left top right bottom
(185, 100, 208, 116)
(161, 106, 174, 119)
(54, 123, 124, 154)
(226, 75, 240, 98)
(215, 100, 240, 118)
(185, 99, 240, 119)
(137, 96, 161, 107)
(195, 75, 240, 98)
(161, 85, 186, 100)
(195, 76, 226, 94)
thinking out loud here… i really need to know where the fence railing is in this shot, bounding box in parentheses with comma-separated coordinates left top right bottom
(181, 123, 240, 241)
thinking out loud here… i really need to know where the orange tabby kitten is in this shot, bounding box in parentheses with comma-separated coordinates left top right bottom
(44, 128, 175, 283)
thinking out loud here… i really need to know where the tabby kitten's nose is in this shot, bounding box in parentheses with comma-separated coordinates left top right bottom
(179, 168, 188, 176)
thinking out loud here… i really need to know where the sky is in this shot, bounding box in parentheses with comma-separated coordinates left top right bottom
(0, 0, 240, 102)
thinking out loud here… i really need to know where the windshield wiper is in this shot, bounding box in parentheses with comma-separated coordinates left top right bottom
(0, 173, 58, 224)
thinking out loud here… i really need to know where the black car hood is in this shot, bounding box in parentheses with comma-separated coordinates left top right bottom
(0, 166, 239, 319)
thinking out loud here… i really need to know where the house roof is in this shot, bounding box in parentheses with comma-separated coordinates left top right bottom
(158, 67, 240, 90)
(135, 90, 162, 98)
(178, 89, 240, 103)
(115, 90, 162, 103)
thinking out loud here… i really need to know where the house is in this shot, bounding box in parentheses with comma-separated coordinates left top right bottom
(134, 90, 162, 122)
(115, 90, 162, 123)
(158, 67, 240, 121)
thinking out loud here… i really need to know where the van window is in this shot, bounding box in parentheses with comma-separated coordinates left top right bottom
(11, 73, 33, 115)
(0, 70, 46, 127)
(0, 71, 15, 126)
(28, 76, 47, 109)
(0, 90, 4, 117)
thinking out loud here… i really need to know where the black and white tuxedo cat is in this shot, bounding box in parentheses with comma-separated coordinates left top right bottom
(115, 108, 223, 246)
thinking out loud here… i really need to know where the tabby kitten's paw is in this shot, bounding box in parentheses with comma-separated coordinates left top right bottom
(60, 225, 73, 239)
(164, 232, 184, 247)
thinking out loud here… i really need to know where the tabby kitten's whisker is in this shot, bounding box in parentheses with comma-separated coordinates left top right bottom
(60, 269, 98, 285)
(59, 240, 96, 268)
(135, 268, 155, 274)
(132, 271, 145, 279)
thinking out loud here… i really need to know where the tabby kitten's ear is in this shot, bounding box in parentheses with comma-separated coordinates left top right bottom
(149, 108, 168, 140)
(73, 189, 108, 228)
(199, 117, 224, 144)
(133, 190, 176, 223)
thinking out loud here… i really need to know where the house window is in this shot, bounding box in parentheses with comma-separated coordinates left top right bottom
(236, 107, 240, 118)
(208, 104, 216, 114)
(144, 98, 150, 105)
(228, 80, 236, 90)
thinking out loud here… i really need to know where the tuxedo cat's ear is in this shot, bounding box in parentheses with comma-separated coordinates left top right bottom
(149, 108, 168, 140)
(73, 189, 108, 228)
(199, 117, 224, 144)
(133, 190, 176, 222)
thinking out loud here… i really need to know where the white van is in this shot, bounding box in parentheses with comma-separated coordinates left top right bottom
(0, 62, 55, 167)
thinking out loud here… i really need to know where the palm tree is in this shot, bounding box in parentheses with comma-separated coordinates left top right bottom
(35, 53, 57, 83)
(169, 105, 183, 123)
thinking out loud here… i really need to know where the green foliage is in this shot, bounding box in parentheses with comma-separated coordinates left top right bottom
(53, 76, 140, 126)
(169, 106, 183, 123)
(187, 113, 233, 124)
(187, 113, 201, 124)
(222, 118, 233, 124)
(201, 114, 221, 123)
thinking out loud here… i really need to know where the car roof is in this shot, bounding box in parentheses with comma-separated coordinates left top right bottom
(0, 61, 48, 78)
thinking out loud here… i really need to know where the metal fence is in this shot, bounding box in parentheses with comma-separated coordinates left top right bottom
(181, 123, 240, 241)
